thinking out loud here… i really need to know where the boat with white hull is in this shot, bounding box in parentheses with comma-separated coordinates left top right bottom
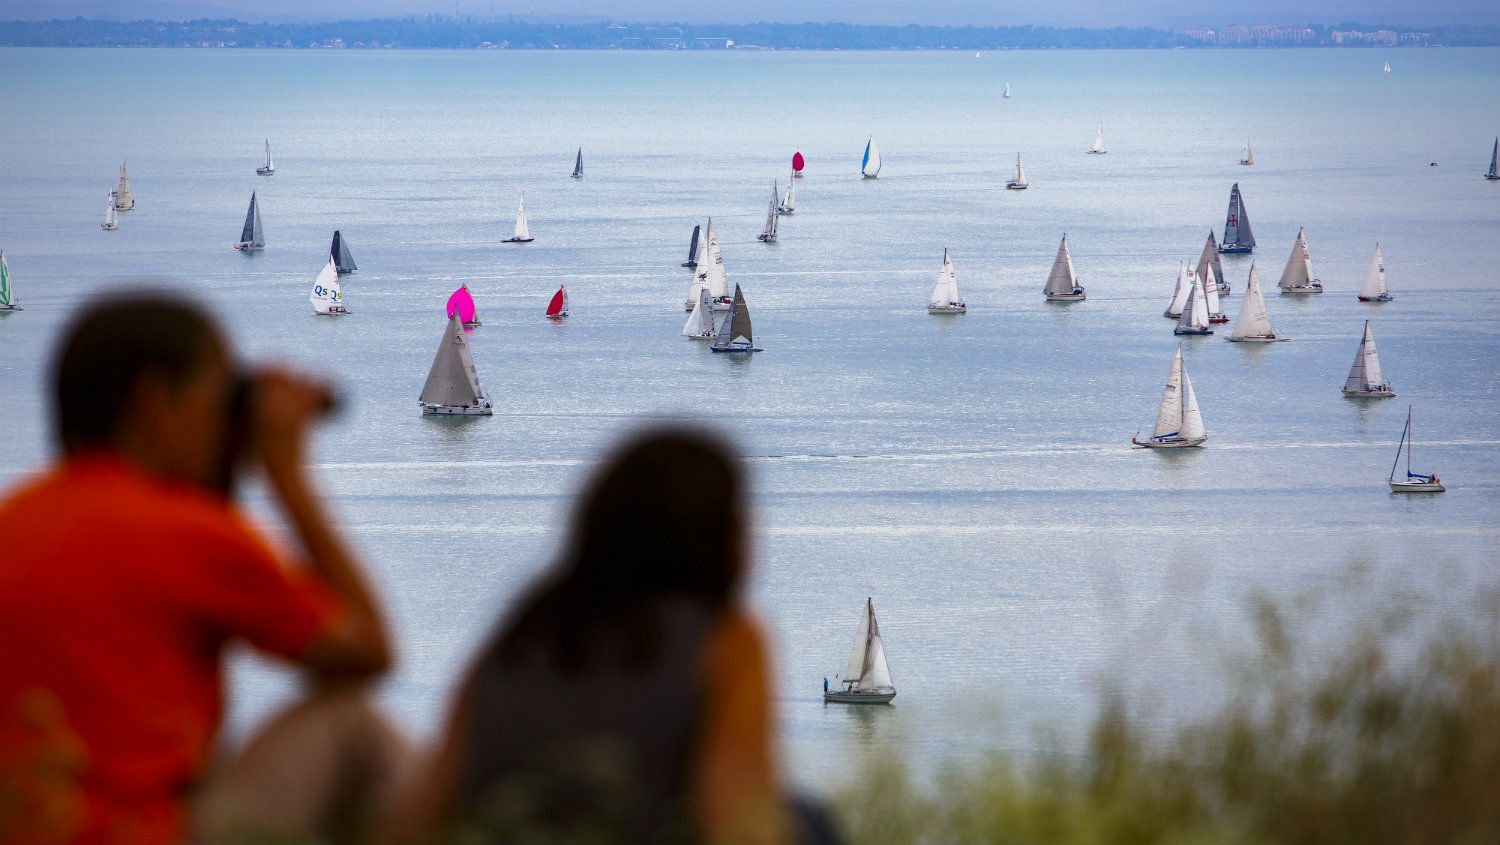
(1277, 228, 1323, 294)
(710, 284, 761, 353)
(824, 598, 896, 704)
(1240, 140, 1254, 166)
(778, 173, 796, 214)
(419, 313, 493, 416)
(1387, 406, 1444, 493)
(310, 257, 350, 316)
(1197, 231, 1229, 296)
(101, 191, 119, 231)
(257, 139, 275, 175)
(1133, 346, 1206, 448)
(861, 137, 881, 178)
(1227, 263, 1285, 342)
(682, 286, 716, 340)
(0, 250, 20, 312)
(1163, 262, 1193, 319)
(1342, 320, 1394, 398)
(504, 194, 534, 243)
(927, 249, 966, 313)
(1219, 183, 1254, 254)
(757, 183, 780, 242)
(1043, 234, 1085, 301)
(1357, 244, 1393, 302)
(233, 191, 264, 251)
(1174, 277, 1214, 336)
(1006, 153, 1028, 189)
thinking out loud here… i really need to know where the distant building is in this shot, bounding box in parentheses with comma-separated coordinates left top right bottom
(693, 37, 732, 49)
(1218, 25, 1249, 46)
(1186, 26, 1215, 43)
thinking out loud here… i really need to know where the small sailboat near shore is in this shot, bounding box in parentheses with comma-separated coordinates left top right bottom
(330, 230, 356, 274)
(233, 191, 264, 251)
(1278, 228, 1323, 294)
(1486, 138, 1499, 180)
(1342, 320, 1394, 398)
(114, 163, 134, 211)
(419, 313, 493, 416)
(758, 183, 780, 242)
(1227, 263, 1285, 342)
(101, 191, 119, 231)
(1088, 124, 1106, 155)
(257, 139, 275, 175)
(682, 287, 716, 340)
(927, 249, 966, 314)
(1240, 140, 1254, 166)
(446, 282, 481, 327)
(545, 284, 569, 319)
(682, 224, 701, 268)
(0, 250, 20, 312)
(1174, 277, 1214, 336)
(1219, 183, 1254, 254)
(504, 194, 534, 243)
(861, 138, 881, 178)
(1043, 235, 1085, 301)
(571, 147, 583, 179)
(1387, 406, 1444, 493)
(824, 598, 896, 704)
(710, 284, 761, 353)
(1133, 346, 1206, 448)
(310, 258, 349, 316)
(1358, 244, 1393, 301)
(1006, 154, 1028, 190)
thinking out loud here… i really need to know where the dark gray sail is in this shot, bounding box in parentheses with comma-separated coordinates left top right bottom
(239, 192, 263, 247)
(1196, 231, 1225, 287)
(711, 284, 755, 352)
(1220, 183, 1255, 253)
(685, 224, 701, 267)
(331, 230, 357, 274)
(572, 147, 583, 178)
(1488, 138, 1499, 180)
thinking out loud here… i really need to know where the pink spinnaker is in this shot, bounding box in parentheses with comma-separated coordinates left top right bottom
(446, 285, 476, 324)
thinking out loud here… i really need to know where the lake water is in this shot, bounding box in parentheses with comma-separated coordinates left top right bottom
(2, 46, 1498, 790)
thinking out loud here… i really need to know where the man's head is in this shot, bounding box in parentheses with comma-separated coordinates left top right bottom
(52, 293, 232, 487)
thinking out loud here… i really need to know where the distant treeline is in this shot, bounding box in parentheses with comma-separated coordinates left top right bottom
(1, 17, 1496, 49)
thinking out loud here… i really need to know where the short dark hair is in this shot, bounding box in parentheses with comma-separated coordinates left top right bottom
(51, 293, 224, 453)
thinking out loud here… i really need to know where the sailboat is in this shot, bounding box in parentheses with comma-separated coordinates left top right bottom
(1387, 406, 1444, 493)
(682, 287, 716, 340)
(1006, 154, 1028, 190)
(446, 282, 481, 327)
(1486, 138, 1499, 180)
(1357, 244, 1393, 302)
(330, 230, 356, 274)
(257, 139, 275, 175)
(861, 137, 882, 178)
(1383, 60, 1391, 74)
(709, 284, 760, 353)
(927, 249, 966, 314)
(1088, 124, 1106, 155)
(571, 147, 583, 178)
(792, 151, 805, 178)
(778, 173, 796, 214)
(1132, 346, 1206, 448)
(689, 218, 733, 312)
(682, 224, 701, 268)
(1174, 277, 1214, 335)
(1227, 263, 1285, 342)
(1003, 83, 1011, 98)
(545, 284, 570, 319)
(1163, 261, 1193, 318)
(310, 258, 350, 316)
(1240, 140, 1254, 166)
(757, 184, 780, 243)
(233, 191, 264, 251)
(1043, 234, 1085, 301)
(1277, 228, 1323, 294)
(113, 163, 134, 210)
(101, 191, 119, 231)
(1197, 231, 1230, 295)
(1219, 183, 1255, 254)
(1201, 265, 1229, 323)
(418, 313, 493, 416)
(1342, 320, 1394, 398)
(824, 598, 896, 704)
(0, 250, 20, 312)
(504, 194, 534, 243)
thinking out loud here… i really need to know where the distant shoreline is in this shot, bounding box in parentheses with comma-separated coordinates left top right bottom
(2, 18, 1497, 50)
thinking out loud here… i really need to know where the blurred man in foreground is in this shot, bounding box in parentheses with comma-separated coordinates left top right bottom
(0, 294, 393, 844)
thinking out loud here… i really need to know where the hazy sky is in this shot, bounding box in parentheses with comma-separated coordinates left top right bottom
(3, 0, 1495, 26)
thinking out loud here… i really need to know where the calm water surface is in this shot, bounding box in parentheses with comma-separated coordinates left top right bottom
(2, 47, 1498, 788)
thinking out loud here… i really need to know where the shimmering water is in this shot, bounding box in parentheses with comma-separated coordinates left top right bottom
(2, 47, 1498, 789)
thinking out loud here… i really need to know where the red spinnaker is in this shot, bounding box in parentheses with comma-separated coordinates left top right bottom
(792, 151, 805, 172)
(545, 287, 566, 316)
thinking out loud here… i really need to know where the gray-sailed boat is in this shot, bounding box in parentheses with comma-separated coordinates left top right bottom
(825, 598, 896, 704)
(419, 313, 493, 415)
(331, 230, 357, 274)
(710, 284, 761, 353)
(1219, 183, 1255, 254)
(233, 191, 264, 251)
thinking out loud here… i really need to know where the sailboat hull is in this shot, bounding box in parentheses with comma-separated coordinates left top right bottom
(1005, 183, 1028, 190)
(682, 260, 698, 268)
(1133, 435, 1206, 449)
(1389, 480, 1444, 493)
(1343, 387, 1396, 398)
(1218, 245, 1253, 254)
(101, 223, 118, 231)
(862, 174, 878, 179)
(823, 689, 896, 704)
(1280, 285, 1323, 294)
(504, 238, 534, 244)
(233, 243, 263, 252)
(1208, 315, 1229, 324)
(710, 345, 761, 354)
(1046, 293, 1086, 302)
(1227, 335, 1286, 343)
(1086, 151, 1106, 155)
(757, 234, 777, 242)
(0, 305, 21, 312)
(1358, 294, 1394, 302)
(927, 304, 967, 314)
(1173, 327, 1214, 336)
(256, 168, 274, 176)
(420, 402, 494, 416)
(1486, 175, 1500, 181)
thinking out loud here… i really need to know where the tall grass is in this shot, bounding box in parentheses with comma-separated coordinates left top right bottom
(834, 590, 1500, 845)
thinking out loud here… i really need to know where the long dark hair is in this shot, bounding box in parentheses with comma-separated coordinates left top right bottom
(490, 427, 746, 670)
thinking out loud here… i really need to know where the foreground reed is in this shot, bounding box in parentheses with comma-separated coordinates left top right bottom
(834, 590, 1500, 845)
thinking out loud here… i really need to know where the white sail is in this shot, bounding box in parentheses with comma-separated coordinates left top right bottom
(1383, 61, 1391, 74)
(759, 183, 779, 240)
(1165, 262, 1192, 317)
(1177, 278, 1210, 332)
(1344, 321, 1389, 393)
(779, 173, 796, 212)
(703, 219, 730, 300)
(1010, 154, 1027, 186)
(1153, 347, 1186, 437)
(1043, 235, 1078, 296)
(114, 163, 134, 210)
(843, 601, 872, 680)
(512, 194, 531, 241)
(1230, 263, 1276, 339)
(1359, 244, 1389, 299)
(265, 139, 274, 171)
(1003, 83, 1011, 98)
(1242, 140, 1254, 165)
(1201, 265, 1223, 315)
(310, 257, 342, 314)
(861, 137, 882, 177)
(842, 598, 894, 692)
(420, 314, 487, 409)
(929, 249, 961, 307)
(1179, 366, 1205, 441)
(102, 192, 118, 229)
(1278, 228, 1316, 290)
(1091, 124, 1105, 153)
(682, 287, 715, 338)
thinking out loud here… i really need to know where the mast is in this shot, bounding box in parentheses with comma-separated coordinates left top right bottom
(1043, 235, 1077, 296)
(1091, 125, 1105, 153)
(1489, 139, 1499, 179)
(1196, 232, 1226, 292)
(239, 192, 263, 246)
(1359, 244, 1388, 299)
(1230, 263, 1275, 339)
(759, 182, 779, 240)
(1390, 408, 1410, 482)
(1165, 261, 1192, 317)
(1278, 228, 1314, 290)
(1153, 347, 1186, 437)
(103, 192, 118, 229)
(572, 147, 583, 178)
(1012, 154, 1026, 185)
(513, 194, 530, 241)
(930, 249, 957, 306)
(780, 172, 795, 212)
(711, 285, 754, 351)
(115, 163, 134, 210)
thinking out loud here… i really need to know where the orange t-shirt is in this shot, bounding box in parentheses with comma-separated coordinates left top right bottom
(0, 454, 344, 845)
